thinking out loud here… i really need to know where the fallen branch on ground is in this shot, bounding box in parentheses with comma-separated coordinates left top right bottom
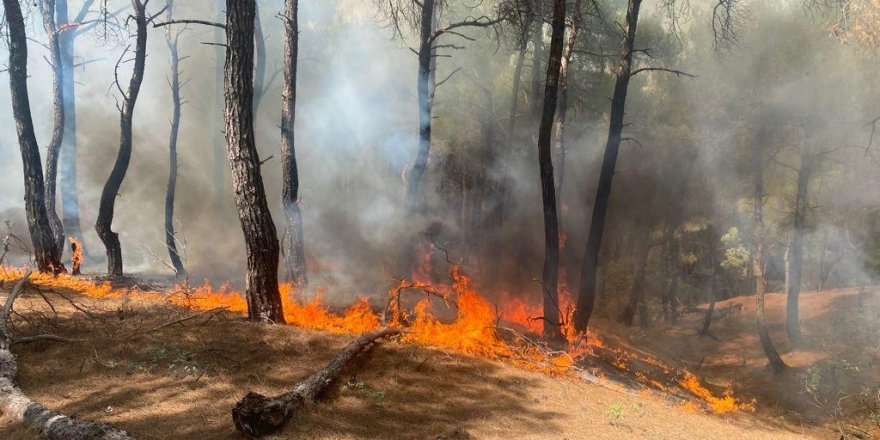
(231, 327, 401, 437)
(0, 270, 135, 439)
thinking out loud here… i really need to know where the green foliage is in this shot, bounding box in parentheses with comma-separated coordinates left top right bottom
(720, 227, 750, 274)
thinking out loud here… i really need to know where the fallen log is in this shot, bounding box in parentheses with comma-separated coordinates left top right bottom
(232, 326, 400, 437)
(0, 270, 134, 440)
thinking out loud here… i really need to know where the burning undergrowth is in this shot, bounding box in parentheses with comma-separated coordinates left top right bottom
(0, 264, 751, 414)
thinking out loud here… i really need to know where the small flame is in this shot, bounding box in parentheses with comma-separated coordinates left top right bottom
(69, 237, 83, 275)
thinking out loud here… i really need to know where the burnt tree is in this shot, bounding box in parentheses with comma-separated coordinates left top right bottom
(58, 0, 95, 257)
(752, 127, 788, 372)
(163, 0, 186, 277)
(572, 0, 643, 333)
(224, 0, 285, 323)
(39, 0, 67, 258)
(281, 0, 308, 286)
(535, 0, 566, 339)
(95, 0, 150, 277)
(552, 0, 584, 197)
(4, 0, 66, 273)
(786, 139, 815, 346)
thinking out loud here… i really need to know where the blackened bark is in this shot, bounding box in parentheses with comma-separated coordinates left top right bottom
(573, 0, 642, 333)
(752, 128, 787, 372)
(281, 0, 308, 286)
(405, 0, 436, 213)
(225, 0, 285, 324)
(535, 0, 566, 340)
(530, 8, 545, 118)
(95, 0, 148, 277)
(4, 0, 66, 274)
(40, 0, 66, 258)
(164, 1, 185, 277)
(786, 143, 813, 346)
(58, 0, 91, 257)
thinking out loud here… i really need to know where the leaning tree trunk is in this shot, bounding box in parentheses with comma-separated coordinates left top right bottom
(58, 0, 92, 258)
(224, 0, 285, 324)
(280, 0, 307, 287)
(164, 1, 185, 277)
(0, 272, 135, 439)
(534, 0, 566, 340)
(232, 327, 400, 437)
(752, 128, 787, 372)
(4, 0, 66, 274)
(95, 0, 148, 277)
(573, 0, 642, 334)
(405, 0, 437, 213)
(40, 0, 67, 259)
(786, 143, 813, 346)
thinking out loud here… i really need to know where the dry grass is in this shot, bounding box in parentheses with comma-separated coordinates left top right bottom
(0, 281, 819, 439)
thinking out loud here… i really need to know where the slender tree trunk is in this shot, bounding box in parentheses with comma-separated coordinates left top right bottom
(95, 0, 148, 277)
(164, 1, 185, 277)
(665, 230, 680, 324)
(40, 0, 66, 259)
(252, 2, 266, 113)
(553, 0, 581, 198)
(4, 0, 66, 274)
(58, 0, 91, 258)
(619, 226, 650, 327)
(281, 0, 307, 287)
(530, 9, 545, 118)
(224, 0, 285, 324)
(405, 0, 436, 213)
(699, 226, 718, 337)
(752, 127, 787, 372)
(573, 0, 642, 334)
(535, 0, 566, 340)
(786, 143, 813, 346)
(507, 40, 527, 140)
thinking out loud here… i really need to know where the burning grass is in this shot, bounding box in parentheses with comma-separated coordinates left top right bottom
(0, 265, 749, 414)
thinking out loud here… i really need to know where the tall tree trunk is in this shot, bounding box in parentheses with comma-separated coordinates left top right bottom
(281, 0, 307, 287)
(507, 40, 527, 141)
(752, 133, 788, 372)
(553, 0, 581, 198)
(252, 2, 266, 113)
(530, 8, 545, 118)
(573, 0, 642, 334)
(4, 0, 66, 274)
(58, 0, 91, 258)
(224, 0, 285, 324)
(786, 143, 813, 346)
(164, 1, 185, 277)
(95, 0, 148, 277)
(699, 226, 718, 337)
(40, 0, 66, 258)
(536, 0, 566, 340)
(405, 0, 436, 213)
(619, 225, 650, 327)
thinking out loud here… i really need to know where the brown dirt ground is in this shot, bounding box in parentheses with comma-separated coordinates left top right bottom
(0, 280, 853, 439)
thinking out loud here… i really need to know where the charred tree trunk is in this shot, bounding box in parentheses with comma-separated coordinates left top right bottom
(405, 0, 436, 213)
(95, 0, 148, 277)
(619, 226, 650, 327)
(58, 0, 92, 258)
(281, 0, 307, 287)
(0, 272, 134, 440)
(752, 129, 787, 372)
(786, 143, 813, 346)
(573, 0, 642, 334)
(535, 0, 566, 340)
(4, 0, 66, 274)
(40, 0, 66, 259)
(232, 327, 400, 437)
(224, 0, 285, 324)
(164, 1, 185, 277)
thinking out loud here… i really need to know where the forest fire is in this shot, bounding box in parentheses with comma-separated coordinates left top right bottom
(0, 264, 748, 414)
